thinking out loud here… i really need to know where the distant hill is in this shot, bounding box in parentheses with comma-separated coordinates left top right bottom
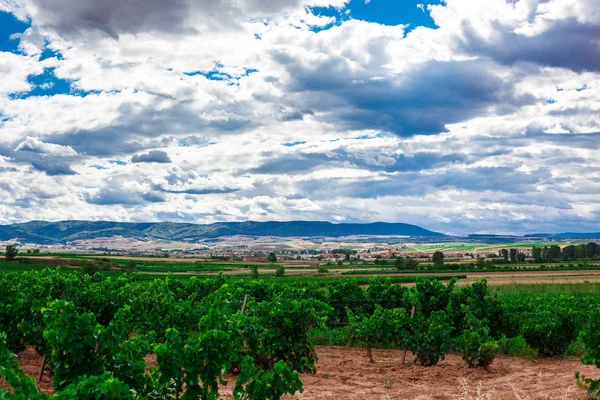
(0, 220, 445, 244)
(524, 232, 600, 239)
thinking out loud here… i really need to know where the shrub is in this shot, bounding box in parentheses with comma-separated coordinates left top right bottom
(81, 261, 100, 276)
(250, 266, 259, 278)
(346, 305, 410, 362)
(454, 311, 498, 368)
(275, 266, 285, 277)
(409, 310, 452, 366)
(415, 277, 455, 317)
(576, 309, 600, 397)
(497, 335, 537, 359)
(317, 266, 329, 273)
(521, 310, 576, 357)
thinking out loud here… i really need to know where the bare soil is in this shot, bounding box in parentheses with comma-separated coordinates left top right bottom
(9, 346, 598, 399)
(224, 346, 597, 400)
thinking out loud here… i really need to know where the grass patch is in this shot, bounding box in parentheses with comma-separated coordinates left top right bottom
(494, 283, 600, 296)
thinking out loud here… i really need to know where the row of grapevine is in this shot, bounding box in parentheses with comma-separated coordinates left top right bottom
(0, 276, 330, 399)
(2, 269, 600, 397)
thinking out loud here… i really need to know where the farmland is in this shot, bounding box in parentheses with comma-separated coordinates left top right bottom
(1, 264, 600, 398)
(3, 244, 600, 399)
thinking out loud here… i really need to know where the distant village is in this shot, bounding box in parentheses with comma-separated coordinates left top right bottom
(22, 241, 537, 263)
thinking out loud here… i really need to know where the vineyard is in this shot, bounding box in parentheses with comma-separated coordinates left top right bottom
(1, 270, 600, 398)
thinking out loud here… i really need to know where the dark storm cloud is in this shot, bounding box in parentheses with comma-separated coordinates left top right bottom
(462, 19, 600, 73)
(277, 55, 535, 135)
(31, 159, 77, 175)
(131, 150, 172, 163)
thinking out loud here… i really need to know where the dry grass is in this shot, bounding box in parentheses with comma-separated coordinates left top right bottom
(458, 379, 495, 400)
(458, 377, 581, 400)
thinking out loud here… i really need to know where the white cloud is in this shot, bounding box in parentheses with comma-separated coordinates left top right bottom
(0, 0, 598, 234)
(15, 136, 78, 156)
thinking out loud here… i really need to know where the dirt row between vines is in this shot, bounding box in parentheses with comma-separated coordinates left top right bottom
(9, 346, 599, 399)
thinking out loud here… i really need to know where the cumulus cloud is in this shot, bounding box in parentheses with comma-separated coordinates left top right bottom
(31, 159, 77, 175)
(0, 0, 598, 234)
(131, 150, 171, 163)
(15, 136, 78, 156)
(154, 166, 251, 195)
(7, 0, 349, 39)
(84, 188, 165, 205)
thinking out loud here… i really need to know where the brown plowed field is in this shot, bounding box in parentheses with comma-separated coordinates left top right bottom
(9, 346, 599, 399)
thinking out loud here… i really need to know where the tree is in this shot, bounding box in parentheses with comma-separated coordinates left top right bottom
(586, 242, 598, 259)
(532, 246, 542, 262)
(575, 244, 586, 259)
(500, 249, 509, 262)
(394, 257, 405, 270)
(405, 257, 419, 270)
(548, 245, 561, 260)
(432, 251, 444, 269)
(267, 253, 277, 263)
(475, 257, 485, 269)
(4, 245, 18, 261)
(509, 248, 517, 263)
(563, 245, 575, 260)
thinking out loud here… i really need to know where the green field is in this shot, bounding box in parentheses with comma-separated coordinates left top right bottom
(403, 241, 572, 253)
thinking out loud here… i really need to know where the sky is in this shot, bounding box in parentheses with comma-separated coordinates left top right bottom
(0, 0, 599, 235)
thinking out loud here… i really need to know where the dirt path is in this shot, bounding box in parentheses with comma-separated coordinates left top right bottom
(8, 346, 598, 399)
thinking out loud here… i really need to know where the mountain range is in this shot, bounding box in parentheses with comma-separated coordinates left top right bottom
(0, 220, 445, 245)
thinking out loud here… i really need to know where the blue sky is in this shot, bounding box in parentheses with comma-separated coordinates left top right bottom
(0, 1, 438, 98)
(312, 0, 438, 29)
(0, 0, 599, 235)
(0, 11, 29, 53)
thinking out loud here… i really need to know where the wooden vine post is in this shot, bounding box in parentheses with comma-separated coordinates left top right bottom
(401, 305, 416, 365)
(241, 294, 249, 315)
(38, 354, 47, 382)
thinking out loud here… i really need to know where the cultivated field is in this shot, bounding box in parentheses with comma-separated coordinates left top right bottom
(9, 346, 595, 399)
(3, 243, 600, 399)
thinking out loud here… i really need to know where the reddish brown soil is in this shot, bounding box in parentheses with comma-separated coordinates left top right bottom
(222, 347, 597, 400)
(7, 346, 598, 399)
